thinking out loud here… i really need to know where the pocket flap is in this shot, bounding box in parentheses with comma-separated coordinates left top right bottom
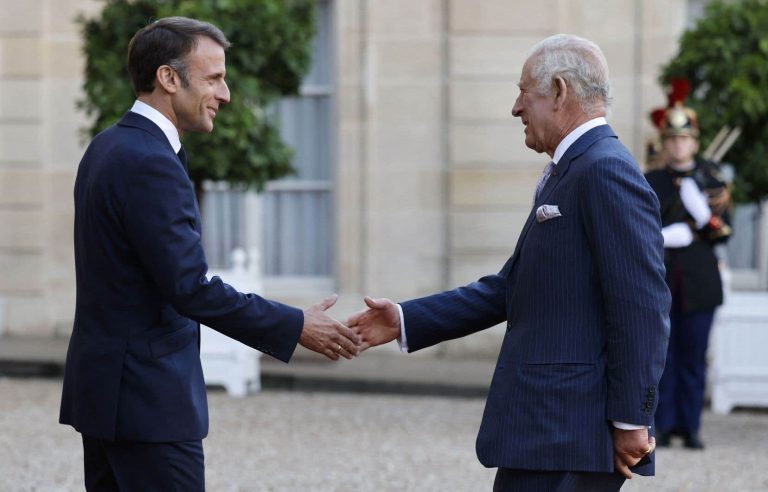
(149, 325, 196, 358)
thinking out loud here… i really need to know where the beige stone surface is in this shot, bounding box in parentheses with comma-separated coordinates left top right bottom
(450, 81, 515, 121)
(336, 0, 363, 32)
(450, 0, 558, 32)
(449, 35, 533, 78)
(450, 168, 539, 207)
(370, 0, 442, 37)
(370, 85, 442, 170)
(46, 0, 101, 35)
(0, 252, 43, 293)
(0, 210, 43, 249)
(336, 29, 363, 85)
(0, 37, 43, 77)
(0, 169, 44, 206)
(1, 296, 50, 335)
(377, 39, 442, 80)
(0, 123, 43, 163)
(451, 210, 527, 251)
(450, 122, 535, 166)
(0, 79, 42, 120)
(0, 0, 43, 33)
(44, 39, 84, 79)
(449, 252, 511, 286)
(42, 80, 88, 169)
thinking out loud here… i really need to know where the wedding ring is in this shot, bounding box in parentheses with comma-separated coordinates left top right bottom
(337, 344, 343, 352)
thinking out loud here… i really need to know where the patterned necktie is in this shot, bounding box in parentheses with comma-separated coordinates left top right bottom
(534, 160, 556, 202)
(177, 146, 188, 173)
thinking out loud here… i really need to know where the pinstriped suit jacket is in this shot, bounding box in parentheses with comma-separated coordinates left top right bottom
(401, 125, 670, 475)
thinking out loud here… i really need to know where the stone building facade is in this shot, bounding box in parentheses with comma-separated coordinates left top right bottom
(0, 0, 697, 355)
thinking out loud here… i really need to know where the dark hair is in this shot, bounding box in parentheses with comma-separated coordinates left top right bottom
(127, 16, 230, 94)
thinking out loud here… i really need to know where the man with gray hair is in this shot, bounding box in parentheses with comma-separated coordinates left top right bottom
(347, 34, 670, 491)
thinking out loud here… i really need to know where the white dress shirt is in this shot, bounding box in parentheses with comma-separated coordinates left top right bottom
(130, 100, 182, 153)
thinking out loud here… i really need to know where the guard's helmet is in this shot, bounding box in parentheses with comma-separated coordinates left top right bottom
(650, 79, 699, 138)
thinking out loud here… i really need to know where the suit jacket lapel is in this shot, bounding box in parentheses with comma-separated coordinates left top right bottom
(117, 111, 188, 175)
(506, 125, 618, 275)
(118, 111, 181, 155)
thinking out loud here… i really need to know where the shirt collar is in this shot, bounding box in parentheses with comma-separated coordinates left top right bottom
(130, 100, 182, 153)
(551, 117, 607, 165)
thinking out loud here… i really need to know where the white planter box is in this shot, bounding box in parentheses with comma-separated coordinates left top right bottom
(200, 249, 264, 397)
(710, 291, 768, 414)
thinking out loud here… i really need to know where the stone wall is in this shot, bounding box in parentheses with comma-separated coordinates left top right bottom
(0, 0, 689, 356)
(0, 0, 99, 336)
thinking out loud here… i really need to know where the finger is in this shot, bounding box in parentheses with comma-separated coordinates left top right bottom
(333, 332, 360, 357)
(615, 456, 632, 480)
(336, 323, 362, 346)
(344, 310, 364, 328)
(338, 344, 354, 360)
(364, 296, 390, 310)
(322, 348, 339, 361)
(316, 293, 339, 311)
(647, 436, 656, 455)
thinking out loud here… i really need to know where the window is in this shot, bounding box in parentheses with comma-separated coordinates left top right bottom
(202, 0, 334, 281)
(263, 0, 334, 277)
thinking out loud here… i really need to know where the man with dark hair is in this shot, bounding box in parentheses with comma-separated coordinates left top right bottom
(60, 17, 360, 490)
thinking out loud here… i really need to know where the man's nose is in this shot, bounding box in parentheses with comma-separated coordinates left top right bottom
(511, 96, 523, 117)
(217, 81, 230, 104)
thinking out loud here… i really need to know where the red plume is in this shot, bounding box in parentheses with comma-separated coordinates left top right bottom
(667, 78, 690, 106)
(650, 108, 666, 129)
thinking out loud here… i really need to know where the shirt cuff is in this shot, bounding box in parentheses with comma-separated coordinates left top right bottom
(396, 303, 408, 353)
(612, 421, 647, 430)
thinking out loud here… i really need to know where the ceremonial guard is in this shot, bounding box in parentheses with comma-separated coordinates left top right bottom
(645, 79, 732, 450)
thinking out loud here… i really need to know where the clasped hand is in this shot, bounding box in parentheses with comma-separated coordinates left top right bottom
(299, 294, 362, 360)
(300, 295, 402, 360)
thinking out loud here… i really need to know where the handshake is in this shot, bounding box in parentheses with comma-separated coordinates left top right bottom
(298, 295, 401, 360)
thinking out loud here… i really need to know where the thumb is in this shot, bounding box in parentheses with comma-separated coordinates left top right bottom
(316, 293, 339, 311)
(364, 296, 389, 310)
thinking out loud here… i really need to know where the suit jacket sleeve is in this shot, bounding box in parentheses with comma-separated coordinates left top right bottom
(579, 157, 671, 425)
(400, 258, 512, 352)
(121, 152, 303, 362)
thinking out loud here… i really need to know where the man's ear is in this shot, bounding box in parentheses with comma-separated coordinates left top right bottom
(553, 76, 568, 111)
(155, 65, 179, 94)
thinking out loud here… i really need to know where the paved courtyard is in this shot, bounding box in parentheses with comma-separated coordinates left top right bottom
(1, 378, 766, 491)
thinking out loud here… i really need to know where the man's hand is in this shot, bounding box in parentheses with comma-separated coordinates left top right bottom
(612, 427, 655, 480)
(344, 296, 401, 352)
(299, 294, 361, 361)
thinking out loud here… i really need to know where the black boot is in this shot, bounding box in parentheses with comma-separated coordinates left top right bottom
(683, 432, 705, 450)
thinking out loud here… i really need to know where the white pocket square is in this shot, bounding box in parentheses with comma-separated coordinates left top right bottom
(536, 204, 562, 223)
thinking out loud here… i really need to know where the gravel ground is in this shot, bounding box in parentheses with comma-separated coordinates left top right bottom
(1, 378, 767, 491)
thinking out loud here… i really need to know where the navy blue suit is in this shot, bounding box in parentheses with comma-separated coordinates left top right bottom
(402, 126, 670, 483)
(60, 111, 303, 483)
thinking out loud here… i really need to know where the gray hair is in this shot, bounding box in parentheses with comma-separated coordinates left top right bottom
(527, 34, 611, 115)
